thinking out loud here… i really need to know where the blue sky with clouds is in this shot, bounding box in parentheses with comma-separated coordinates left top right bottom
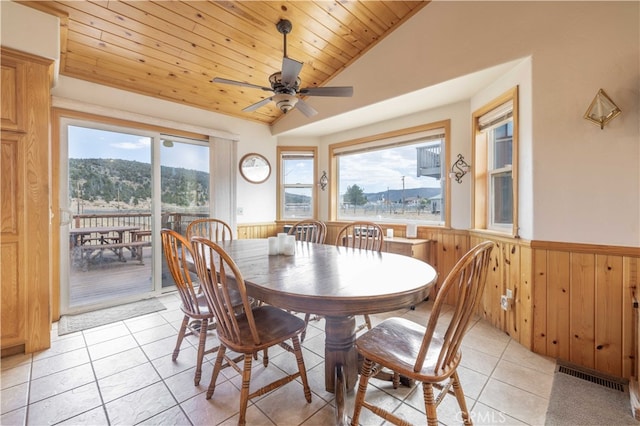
(68, 126, 209, 172)
(338, 144, 441, 194)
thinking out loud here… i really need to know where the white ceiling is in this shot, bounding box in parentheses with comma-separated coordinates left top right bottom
(274, 59, 523, 138)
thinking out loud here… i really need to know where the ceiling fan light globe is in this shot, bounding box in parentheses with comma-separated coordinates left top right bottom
(273, 93, 298, 113)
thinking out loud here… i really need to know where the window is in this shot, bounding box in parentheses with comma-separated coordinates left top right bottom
(472, 87, 518, 234)
(329, 121, 450, 225)
(277, 147, 317, 220)
(488, 122, 513, 225)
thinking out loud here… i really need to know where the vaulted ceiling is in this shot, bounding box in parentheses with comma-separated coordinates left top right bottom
(21, 1, 428, 125)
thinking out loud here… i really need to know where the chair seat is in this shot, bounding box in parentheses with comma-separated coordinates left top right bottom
(355, 317, 460, 381)
(180, 292, 211, 318)
(222, 305, 307, 353)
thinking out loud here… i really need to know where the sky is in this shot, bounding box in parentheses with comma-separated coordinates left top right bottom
(68, 126, 209, 172)
(338, 143, 441, 194)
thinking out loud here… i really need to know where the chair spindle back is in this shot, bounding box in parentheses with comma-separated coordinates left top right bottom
(416, 241, 494, 374)
(287, 220, 327, 244)
(335, 221, 384, 252)
(190, 236, 260, 347)
(161, 229, 202, 315)
(186, 218, 233, 242)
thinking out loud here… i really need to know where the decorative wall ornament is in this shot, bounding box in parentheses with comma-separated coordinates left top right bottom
(584, 89, 621, 129)
(319, 171, 328, 191)
(449, 154, 471, 184)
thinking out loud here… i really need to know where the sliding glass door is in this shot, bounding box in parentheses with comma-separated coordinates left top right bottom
(60, 119, 210, 314)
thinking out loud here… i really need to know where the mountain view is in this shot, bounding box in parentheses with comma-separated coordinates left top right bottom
(69, 158, 209, 210)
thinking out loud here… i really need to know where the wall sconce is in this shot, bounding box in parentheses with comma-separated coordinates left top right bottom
(584, 89, 621, 129)
(449, 154, 471, 184)
(319, 171, 328, 191)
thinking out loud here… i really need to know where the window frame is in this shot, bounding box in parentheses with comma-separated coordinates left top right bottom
(328, 121, 451, 226)
(471, 87, 519, 236)
(276, 146, 318, 220)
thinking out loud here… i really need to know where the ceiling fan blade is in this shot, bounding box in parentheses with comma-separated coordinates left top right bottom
(242, 97, 273, 112)
(212, 77, 272, 92)
(294, 98, 318, 117)
(281, 57, 303, 87)
(299, 86, 354, 97)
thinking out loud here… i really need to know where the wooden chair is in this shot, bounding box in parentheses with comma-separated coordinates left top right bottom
(335, 221, 384, 333)
(191, 236, 312, 425)
(161, 229, 222, 386)
(350, 241, 495, 426)
(287, 219, 327, 341)
(186, 218, 233, 242)
(185, 217, 234, 293)
(335, 221, 384, 252)
(287, 219, 327, 244)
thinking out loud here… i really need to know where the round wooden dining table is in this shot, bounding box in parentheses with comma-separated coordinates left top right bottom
(213, 239, 438, 398)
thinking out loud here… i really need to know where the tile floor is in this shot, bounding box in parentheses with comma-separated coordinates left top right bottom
(1, 292, 558, 425)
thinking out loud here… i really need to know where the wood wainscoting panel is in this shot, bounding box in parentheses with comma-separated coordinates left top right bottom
(468, 233, 533, 346)
(479, 238, 503, 330)
(438, 232, 459, 299)
(518, 245, 533, 348)
(504, 241, 520, 337)
(570, 252, 596, 368)
(546, 250, 571, 360)
(531, 241, 640, 380)
(533, 248, 548, 354)
(623, 257, 639, 378)
(236, 222, 279, 239)
(595, 254, 623, 376)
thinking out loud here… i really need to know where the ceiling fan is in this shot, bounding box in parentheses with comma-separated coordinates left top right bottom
(212, 19, 353, 117)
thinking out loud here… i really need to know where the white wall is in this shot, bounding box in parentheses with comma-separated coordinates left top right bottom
(0, 1, 60, 78)
(278, 2, 639, 246)
(523, 3, 639, 246)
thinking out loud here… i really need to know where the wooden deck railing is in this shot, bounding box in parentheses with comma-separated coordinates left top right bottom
(72, 212, 208, 234)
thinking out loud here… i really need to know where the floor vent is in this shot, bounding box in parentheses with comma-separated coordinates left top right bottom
(557, 363, 626, 392)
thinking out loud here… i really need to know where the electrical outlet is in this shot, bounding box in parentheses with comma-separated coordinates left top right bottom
(506, 288, 513, 299)
(500, 295, 509, 311)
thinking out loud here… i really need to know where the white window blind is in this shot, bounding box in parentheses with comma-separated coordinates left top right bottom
(478, 101, 513, 131)
(333, 128, 445, 156)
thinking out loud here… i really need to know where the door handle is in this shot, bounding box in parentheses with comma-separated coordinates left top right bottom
(59, 208, 74, 226)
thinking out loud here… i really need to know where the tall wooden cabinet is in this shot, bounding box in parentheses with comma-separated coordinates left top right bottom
(1, 47, 53, 355)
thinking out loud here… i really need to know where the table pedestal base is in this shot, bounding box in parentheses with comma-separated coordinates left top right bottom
(324, 316, 358, 393)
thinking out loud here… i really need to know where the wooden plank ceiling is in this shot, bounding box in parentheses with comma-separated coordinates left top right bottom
(21, 1, 428, 125)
